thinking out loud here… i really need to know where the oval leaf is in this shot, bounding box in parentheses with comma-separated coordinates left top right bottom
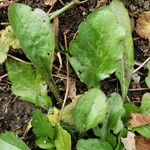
(32, 110, 54, 139)
(54, 124, 71, 150)
(74, 88, 107, 132)
(69, 6, 125, 88)
(8, 3, 55, 81)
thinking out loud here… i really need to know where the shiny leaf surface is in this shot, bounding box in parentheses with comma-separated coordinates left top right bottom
(69, 4, 125, 88)
(74, 88, 107, 131)
(8, 3, 55, 81)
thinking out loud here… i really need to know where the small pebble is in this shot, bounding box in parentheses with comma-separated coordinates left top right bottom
(143, 1, 150, 11)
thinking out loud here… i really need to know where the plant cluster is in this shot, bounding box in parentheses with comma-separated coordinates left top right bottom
(0, 0, 150, 149)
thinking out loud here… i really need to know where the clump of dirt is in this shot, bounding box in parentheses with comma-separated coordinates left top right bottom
(126, 0, 150, 17)
(58, 0, 97, 43)
(0, 78, 36, 135)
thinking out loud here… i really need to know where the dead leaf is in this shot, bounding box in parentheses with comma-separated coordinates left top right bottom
(0, 25, 21, 64)
(130, 113, 150, 128)
(136, 11, 150, 41)
(52, 18, 59, 50)
(0, 0, 12, 8)
(96, 0, 108, 9)
(61, 95, 80, 125)
(61, 100, 77, 125)
(63, 77, 77, 100)
(131, 73, 141, 88)
(135, 135, 150, 150)
(67, 78, 77, 100)
(121, 132, 136, 150)
(44, 0, 57, 6)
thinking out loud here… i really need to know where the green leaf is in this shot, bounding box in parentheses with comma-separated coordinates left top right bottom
(74, 88, 107, 132)
(140, 93, 150, 115)
(133, 93, 150, 138)
(146, 63, 150, 88)
(0, 25, 20, 64)
(92, 107, 110, 139)
(8, 3, 55, 81)
(115, 129, 127, 150)
(36, 138, 54, 149)
(47, 107, 60, 125)
(6, 60, 51, 109)
(123, 103, 138, 122)
(68, 5, 125, 88)
(107, 93, 125, 134)
(61, 100, 77, 125)
(77, 139, 113, 150)
(32, 110, 54, 139)
(55, 124, 71, 150)
(105, 133, 117, 148)
(110, 0, 134, 99)
(93, 125, 117, 148)
(0, 132, 30, 150)
(133, 125, 150, 138)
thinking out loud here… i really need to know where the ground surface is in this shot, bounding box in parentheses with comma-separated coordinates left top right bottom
(0, 0, 150, 149)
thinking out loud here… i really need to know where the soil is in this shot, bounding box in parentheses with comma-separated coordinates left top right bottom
(0, 0, 150, 149)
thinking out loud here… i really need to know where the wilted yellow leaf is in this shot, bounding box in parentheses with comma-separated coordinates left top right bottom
(61, 95, 80, 125)
(136, 11, 150, 41)
(0, 25, 20, 64)
(47, 107, 60, 125)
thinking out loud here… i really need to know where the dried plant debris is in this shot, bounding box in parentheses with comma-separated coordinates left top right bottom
(136, 11, 150, 41)
(130, 113, 150, 128)
(121, 132, 136, 150)
(44, 0, 57, 6)
(0, 0, 12, 8)
(135, 136, 150, 150)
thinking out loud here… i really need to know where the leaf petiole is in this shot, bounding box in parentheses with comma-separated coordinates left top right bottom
(49, 0, 87, 20)
(48, 78, 62, 102)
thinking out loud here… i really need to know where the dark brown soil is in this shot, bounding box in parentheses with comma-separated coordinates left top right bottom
(0, 0, 150, 149)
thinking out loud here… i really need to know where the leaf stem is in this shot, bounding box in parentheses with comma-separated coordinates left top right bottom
(49, 0, 87, 20)
(133, 57, 150, 74)
(61, 58, 69, 111)
(7, 53, 32, 65)
(48, 78, 62, 102)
